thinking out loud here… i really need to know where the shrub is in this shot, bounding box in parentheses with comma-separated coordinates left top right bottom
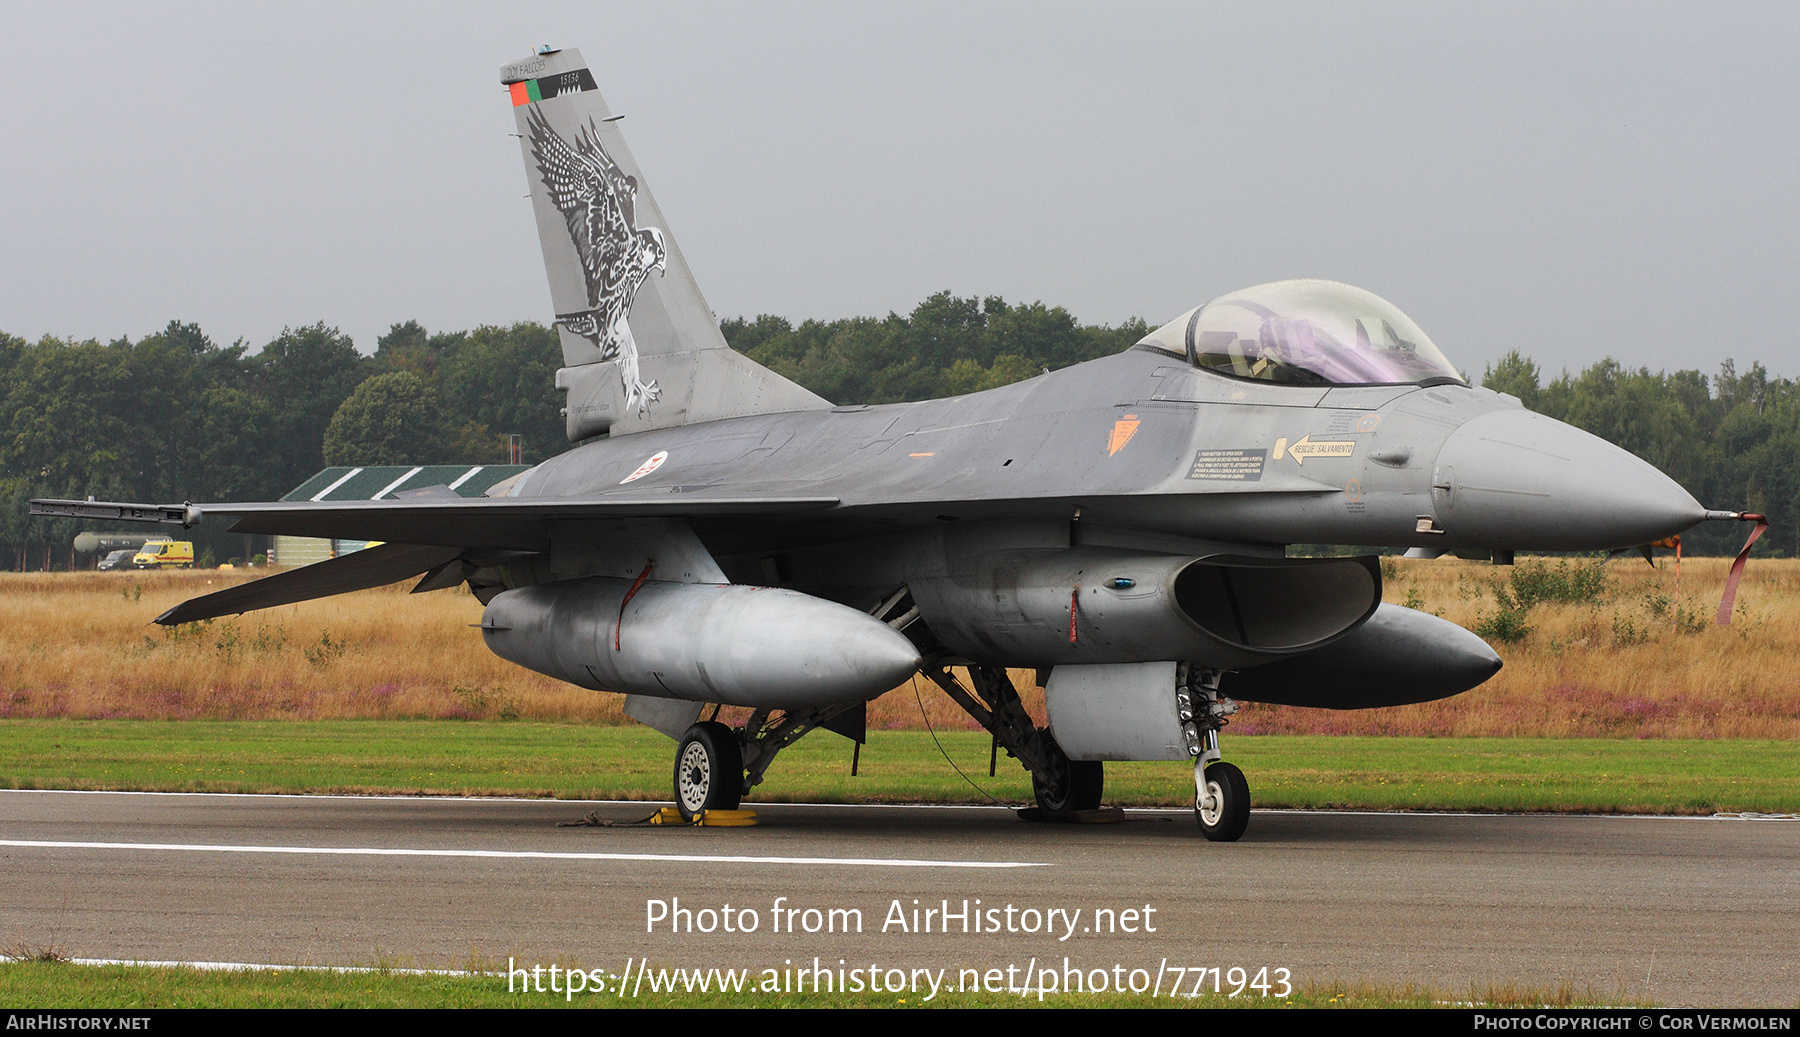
(1511, 559, 1608, 608)
(1476, 608, 1533, 643)
(1673, 605, 1711, 635)
(1474, 587, 1533, 643)
(303, 630, 348, 668)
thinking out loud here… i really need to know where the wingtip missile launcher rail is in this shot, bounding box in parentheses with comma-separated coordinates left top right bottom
(31, 498, 202, 528)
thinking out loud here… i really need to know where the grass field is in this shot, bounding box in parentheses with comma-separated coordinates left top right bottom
(1, 555, 1795, 738)
(3, 721, 1793, 812)
(0, 960, 1635, 1009)
(0, 556, 1795, 812)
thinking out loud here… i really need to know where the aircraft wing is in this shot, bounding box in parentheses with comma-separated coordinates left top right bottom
(29, 495, 842, 552)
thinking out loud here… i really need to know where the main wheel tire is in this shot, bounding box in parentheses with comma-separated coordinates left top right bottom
(1031, 745, 1104, 821)
(673, 721, 743, 820)
(1195, 761, 1250, 842)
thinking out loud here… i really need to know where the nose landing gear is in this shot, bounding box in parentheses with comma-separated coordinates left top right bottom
(1195, 758, 1250, 841)
(1187, 671, 1250, 842)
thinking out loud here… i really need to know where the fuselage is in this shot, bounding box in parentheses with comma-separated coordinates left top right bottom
(510, 344, 1705, 563)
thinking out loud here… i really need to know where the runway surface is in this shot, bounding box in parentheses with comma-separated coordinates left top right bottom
(2, 789, 1796, 1005)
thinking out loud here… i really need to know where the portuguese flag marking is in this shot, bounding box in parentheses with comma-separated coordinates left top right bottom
(509, 69, 596, 107)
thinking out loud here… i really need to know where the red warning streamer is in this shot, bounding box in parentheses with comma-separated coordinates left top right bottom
(1717, 514, 1767, 625)
(616, 562, 655, 650)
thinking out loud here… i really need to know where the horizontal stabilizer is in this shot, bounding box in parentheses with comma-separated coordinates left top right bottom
(154, 543, 464, 626)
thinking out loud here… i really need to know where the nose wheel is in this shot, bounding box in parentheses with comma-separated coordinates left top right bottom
(1185, 671, 1249, 841)
(1194, 760, 1250, 842)
(674, 721, 743, 820)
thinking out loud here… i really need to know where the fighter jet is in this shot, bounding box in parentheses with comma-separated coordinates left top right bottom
(34, 47, 1720, 840)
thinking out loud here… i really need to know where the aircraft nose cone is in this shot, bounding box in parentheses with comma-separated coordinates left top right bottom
(1432, 408, 1704, 550)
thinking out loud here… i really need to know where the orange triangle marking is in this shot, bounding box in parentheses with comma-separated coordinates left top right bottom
(1108, 416, 1140, 456)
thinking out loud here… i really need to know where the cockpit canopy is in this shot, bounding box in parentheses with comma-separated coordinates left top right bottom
(1137, 280, 1464, 387)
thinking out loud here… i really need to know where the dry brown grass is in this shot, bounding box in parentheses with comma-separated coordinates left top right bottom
(1, 556, 1795, 738)
(0, 570, 1006, 730)
(1238, 553, 1800, 738)
(0, 571, 612, 723)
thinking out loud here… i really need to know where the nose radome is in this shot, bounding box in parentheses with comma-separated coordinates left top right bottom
(1432, 408, 1704, 550)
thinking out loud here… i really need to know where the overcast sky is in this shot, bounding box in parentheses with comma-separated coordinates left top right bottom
(3, 2, 1796, 385)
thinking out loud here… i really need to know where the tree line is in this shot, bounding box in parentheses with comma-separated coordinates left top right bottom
(0, 292, 1791, 567)
(1479, 352, 1797, 556)
(0, 319, 563, 568)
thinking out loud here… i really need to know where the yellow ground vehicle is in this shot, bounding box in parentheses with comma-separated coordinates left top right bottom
(130, 541, 195, 570)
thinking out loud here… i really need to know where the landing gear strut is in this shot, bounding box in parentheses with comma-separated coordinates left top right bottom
(670, 703, 865, 820)
(1185, 670, 1249, 841)
(920, 662, 1103, 820)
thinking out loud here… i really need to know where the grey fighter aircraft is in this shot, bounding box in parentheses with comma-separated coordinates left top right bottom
(35, 47, 1719, 840)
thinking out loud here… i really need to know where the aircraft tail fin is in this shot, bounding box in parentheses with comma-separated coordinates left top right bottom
(502, 48, 829, 440)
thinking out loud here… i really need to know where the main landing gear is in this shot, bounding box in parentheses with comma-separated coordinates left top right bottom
(674, 722, 741, 819)
(919, 662, 1104, 821)
(1033, 751, 1105, 820)
(671, 703, 866, 821)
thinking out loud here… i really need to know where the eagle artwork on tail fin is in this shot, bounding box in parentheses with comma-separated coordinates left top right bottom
(527, 107, 666, 414)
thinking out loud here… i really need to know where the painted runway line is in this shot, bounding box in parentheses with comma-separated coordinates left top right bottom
(0, 838, 1050, 870)
(0, 957, 475, 977)
(4, 789, 1790, 820)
